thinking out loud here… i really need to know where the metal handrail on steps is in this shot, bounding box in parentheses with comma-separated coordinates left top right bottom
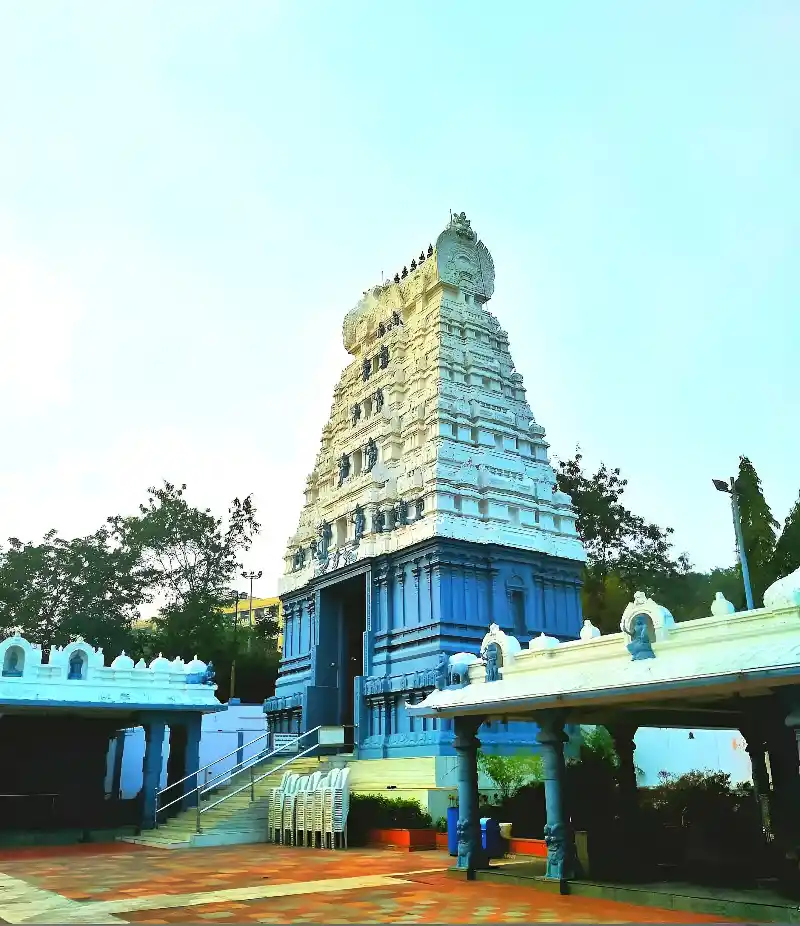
(156, 725, 347, 833)
(155, 728, 272, 819)
(192, 725, 345, 835)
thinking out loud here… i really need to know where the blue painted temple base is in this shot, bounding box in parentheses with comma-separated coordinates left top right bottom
(265, 538, 583, 758)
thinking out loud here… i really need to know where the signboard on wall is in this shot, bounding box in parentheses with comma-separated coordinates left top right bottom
(273, 733, 299, 754)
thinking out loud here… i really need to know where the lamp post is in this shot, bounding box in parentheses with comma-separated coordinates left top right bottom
(713, 476, 755, 610)
(242, 569, 263, 651)
(230, 591, 248, 700)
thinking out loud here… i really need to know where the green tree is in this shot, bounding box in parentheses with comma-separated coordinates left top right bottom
(111, 481, 277, 699)
(477, 750, 543, 802)
(772, 492, 800, 582)
(555, 449, 689, 632)
(735, 456, 780, 603)
(110, 481, 260, 608)
(0, 528, 145, 653)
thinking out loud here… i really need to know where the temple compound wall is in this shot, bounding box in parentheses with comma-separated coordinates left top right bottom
(265, 214, 586, 759)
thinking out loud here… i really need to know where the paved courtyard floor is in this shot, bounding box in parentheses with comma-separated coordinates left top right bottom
(0, 843, 735, 924)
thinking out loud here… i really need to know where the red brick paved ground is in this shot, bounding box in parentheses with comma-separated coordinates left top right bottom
(0, 843, 736, 924)
(0, 844, 448, 901)
(122, 869, 733, 924)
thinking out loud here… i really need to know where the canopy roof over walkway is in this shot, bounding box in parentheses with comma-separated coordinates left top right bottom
(406, 567, 800, 882)
(407, 568, 800, 731)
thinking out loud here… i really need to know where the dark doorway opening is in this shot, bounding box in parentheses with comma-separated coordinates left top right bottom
(0, 715, 138, 831)
(318, 573, 366, 748)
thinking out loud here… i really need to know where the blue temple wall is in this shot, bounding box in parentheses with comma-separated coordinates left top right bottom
(264, 537, 583, 758)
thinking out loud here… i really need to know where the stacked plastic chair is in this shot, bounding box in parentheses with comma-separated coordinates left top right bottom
(332, 767, 351, 849)
(266, 767, 352, 850)
(266, 771, 291, 844)
(295, 771, 323, 847)
(280, 774, 302, 845)
(324, 768, 351, 850)
(311, 771, 331, 848)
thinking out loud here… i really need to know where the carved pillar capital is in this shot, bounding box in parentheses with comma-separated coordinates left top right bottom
(453, 715, 484, 749)
(609, 723, 638, 761)
(536, 712, 569, 746)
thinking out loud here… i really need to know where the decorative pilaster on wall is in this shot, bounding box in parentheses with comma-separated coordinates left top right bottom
(454, 715, 489, 877)
(424, 555, 436, 625)
(537, 714, 580, 882)
(395, 565, 406, 629)
(307, 593, 318, 648)
(374, 560, 390, 635)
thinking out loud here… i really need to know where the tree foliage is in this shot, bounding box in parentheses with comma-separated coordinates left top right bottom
(477, 750, 543, 802)
(772, 493, 800, 583)
(555, 449, 690, 632)
(735, 456, 780, 603)
(109, 482, 260, 609)
(0, 481, 280, 703)
(0, 527, 144, 653)
(556, 449, 800, 627)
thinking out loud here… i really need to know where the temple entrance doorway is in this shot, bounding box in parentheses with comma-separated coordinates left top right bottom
(318, 573, 366, 748)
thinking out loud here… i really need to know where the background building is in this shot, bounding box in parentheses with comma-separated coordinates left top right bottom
(219, 596, 283, 651)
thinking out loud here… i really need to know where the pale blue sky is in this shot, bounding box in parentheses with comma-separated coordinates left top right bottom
(1, 1, 798, 599)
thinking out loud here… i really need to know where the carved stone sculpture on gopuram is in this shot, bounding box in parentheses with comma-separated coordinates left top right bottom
(269, 212, 588, 760)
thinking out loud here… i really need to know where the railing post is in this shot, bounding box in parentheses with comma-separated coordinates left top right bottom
(196, 798, 202, 834)
(250, 763, 255, 802)
(154, 790, 159, 829)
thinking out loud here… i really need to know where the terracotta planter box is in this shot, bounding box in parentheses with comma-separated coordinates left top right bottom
(367, 828, 438, 851)
(508, 837, 547, 857)
(435, 832, 448, 850)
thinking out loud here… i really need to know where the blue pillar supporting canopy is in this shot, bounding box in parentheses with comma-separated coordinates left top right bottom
(453, 715, 489, 877)
(110, 730, 125, 800)
(537, 714, 580, 882)
(141, 720, 166, 830)
(183, 713, 203, 810)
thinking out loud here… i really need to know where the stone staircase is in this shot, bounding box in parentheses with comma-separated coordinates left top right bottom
(120, 755, 332, 849)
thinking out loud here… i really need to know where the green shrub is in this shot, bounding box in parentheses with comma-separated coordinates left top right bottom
(641, 769, 755, 829)
(347, 794, 433, 845)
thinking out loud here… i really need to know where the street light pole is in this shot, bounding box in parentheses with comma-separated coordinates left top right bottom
(713, 476, 755, 611)
(230, 591, 245, 701)
(242, 569, 263, 651)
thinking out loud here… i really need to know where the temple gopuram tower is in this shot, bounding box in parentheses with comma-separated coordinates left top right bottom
(265, 213, 586, 760)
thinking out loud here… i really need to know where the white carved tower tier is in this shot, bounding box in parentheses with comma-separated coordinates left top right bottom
(278, 213, 585, 596)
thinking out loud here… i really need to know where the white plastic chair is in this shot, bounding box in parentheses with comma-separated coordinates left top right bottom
(324, 768, 351, 849)
(268, 772, 298, 844)
(296, 771, 323, 847)
(311, 772, 332, 848)
(281, 774, 303, 845)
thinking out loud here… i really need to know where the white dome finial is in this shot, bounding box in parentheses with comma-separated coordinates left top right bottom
(764, 567, 800, 610)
